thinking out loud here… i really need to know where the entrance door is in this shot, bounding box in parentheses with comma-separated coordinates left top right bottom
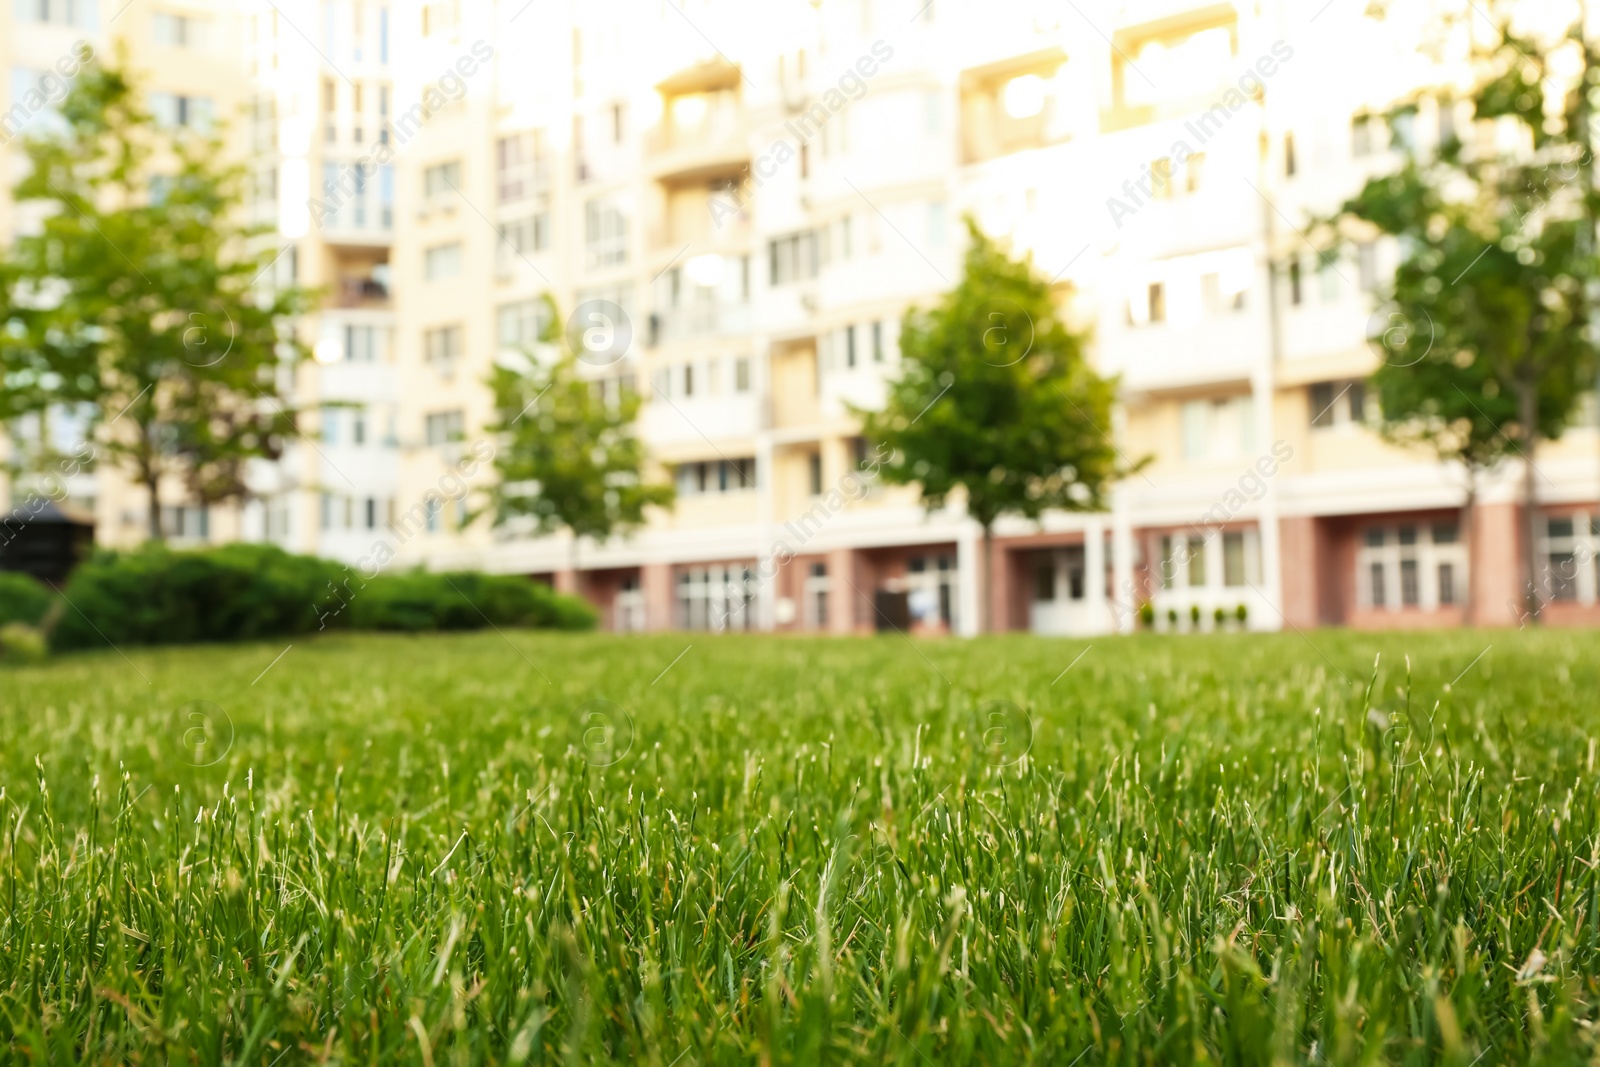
(1030, 546, 1089, 635)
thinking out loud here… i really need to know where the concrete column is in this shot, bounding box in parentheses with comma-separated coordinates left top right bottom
(1470, 501, 1523, 625)
(1113, 486, 1139, 630)
(1278, 514, 1319, 629)
(641, 560, 673, 632)
(1085, 516, 1108, 634)
(827, 547, 857, 634)
(1252, 366, 1284, 628)
(956, 519, 980, 637)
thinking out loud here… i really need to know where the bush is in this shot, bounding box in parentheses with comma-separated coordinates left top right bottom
(1166, 607, 1178, 628)
(0, 572, 53, 626)
(0, 622, 46, 664)
(1235, 603, 1249, 625)
(347, 571, 596, 633)
(1189, 604, 1201, 627)
(1213, 605, 1226, 627)
(50, 543, 594, 651)
(1137, 601, 1154, 628)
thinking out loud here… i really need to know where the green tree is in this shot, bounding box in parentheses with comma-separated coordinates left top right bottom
(858, 220, 1127, 633)
(484, 296, 674, 575)
(1331, 9, 1600, 621)
(0, 55, 309, 540)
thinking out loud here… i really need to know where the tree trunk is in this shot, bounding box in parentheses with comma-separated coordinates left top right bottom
(1459, 474, 1476, 627)
(979, 524, 993, 635)
(1517, 380, 1541, 624)
(146, 477, 162, 543)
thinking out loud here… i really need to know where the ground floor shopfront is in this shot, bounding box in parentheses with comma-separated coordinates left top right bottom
(529, 501, 1600, 635)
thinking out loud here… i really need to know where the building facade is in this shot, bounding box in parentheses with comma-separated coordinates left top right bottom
(4, 0, 1598, 633)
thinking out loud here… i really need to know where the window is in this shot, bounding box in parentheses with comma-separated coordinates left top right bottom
(424, 242, 462, 281)
(1308, 380, 1366, 429)
(734, 357, 751, 393)
(674, 458, 755, 496)
(424, 324, 462, 365)
(769, 230, 820, 285)
(807, 562, 830, 628)
(497, 213, 550, 268)
(872, 322, 884, 362)
(424, 409, 465, 445)
(1223, 531, 1247, 587)
(808, 453, 823, 495)
(421, 0, 459, 35)
(1358, 522, 1467, 611)
(352, 407, 367, 445)
(1034, 557, 1056, 602)
(1288, 258, 1302, 306)
(148, 93, 213, 131)
(677, 565, 759, 632)
(1150, 157, 1174, 199)
(423, 159, 461, 199)
(1147, 282, 1166, 323)
(153, 12, 207, 46)
(1186, 538, 1207, 587)
(496, 131, 546, 201)
(584, 195, 628, 268)
(1356, 241, 1379, 292)
(906, 554, 958, 629)
(1352, 113, 1383, 157)
(342, 324, 381, 362)
(927, 201, 946, 244)
(15, 0, 96, 26)
(1284, 132, 1296, 177)
(845, 324, 857, 368)
(497, 299, 550, 350)
(1540, 514, 1600, 604)
(1181, 400, 1208, 459)
(321, 408, 339, 445)
(611, 101, 625, 143)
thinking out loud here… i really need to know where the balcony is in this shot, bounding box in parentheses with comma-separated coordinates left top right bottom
(959, 46, 1071, 164)
(647, 86, 749, 186)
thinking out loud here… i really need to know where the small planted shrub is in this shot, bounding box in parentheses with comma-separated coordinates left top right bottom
(1137, 602, 1155, 629)
(1166, 607, 1179, 629)
(0, 572, 53, 627)
(0, 622, 47, 664)
(50, 543, 595, 651)
(1213, 605, 1227, 628)
(1235, 603, 1249, 626)
(1189, 604, 1201, 628)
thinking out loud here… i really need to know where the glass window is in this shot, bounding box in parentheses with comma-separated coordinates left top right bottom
(1034, 559, 1055, 602)
(1369, 562, 1385, 607)
(1187, 538, 1207, 587)
(1400, 558, 1419, 606)
(1223, 531, 1246, 587)
(1438, 563, 1455, 606)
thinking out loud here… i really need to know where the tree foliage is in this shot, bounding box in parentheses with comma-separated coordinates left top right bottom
(1329, 5, 1600, 612)
(0, 54, 309, 538)
(860, 221, 1125, 531)
(484, 296, 673, 549)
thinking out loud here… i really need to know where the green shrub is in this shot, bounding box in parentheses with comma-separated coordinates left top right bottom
(0, 572, 53, 626)
(1213, 605, 1226, 627)
(1235, 603, 1249, 624)
(0, 622, 47, 664)
(348, 571, 596, 632)
(50, 544, 594, 651)
(1166, 607, 1178, 628)
(1189, 604, 1201, 626)
(1137, 601, 1154, 628)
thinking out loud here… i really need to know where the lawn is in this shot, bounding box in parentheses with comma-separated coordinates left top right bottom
(1, 628, 1597, 1064)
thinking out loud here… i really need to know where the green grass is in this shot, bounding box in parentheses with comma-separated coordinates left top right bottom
(2, 628, 1598, 1064)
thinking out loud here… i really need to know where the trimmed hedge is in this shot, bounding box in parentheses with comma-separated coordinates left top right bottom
(49, 543, 594, 651)
(0, 572, 53, 626)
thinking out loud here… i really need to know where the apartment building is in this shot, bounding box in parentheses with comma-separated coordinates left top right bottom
(5, 0, 1598, 633)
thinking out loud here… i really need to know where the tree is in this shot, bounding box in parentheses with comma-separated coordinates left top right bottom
(0, 55, 309, 541)
(858, 220, 1127, 633)
(1330, 8, 1600, 621)
(483, 296, 674, 576)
